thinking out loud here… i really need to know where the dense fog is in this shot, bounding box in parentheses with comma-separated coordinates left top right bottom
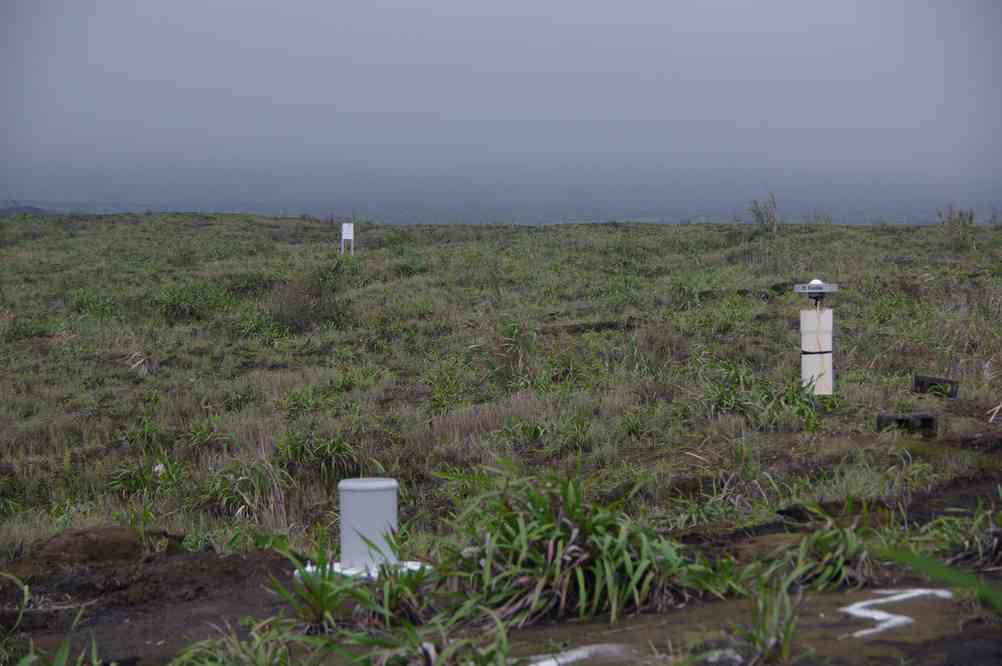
(4, 1, 1000, 222)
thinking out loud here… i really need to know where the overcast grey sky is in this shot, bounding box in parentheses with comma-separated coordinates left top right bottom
(3, 1, 1000, 220)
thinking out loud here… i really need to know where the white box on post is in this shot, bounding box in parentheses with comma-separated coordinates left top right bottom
(340, 222, 354, 256)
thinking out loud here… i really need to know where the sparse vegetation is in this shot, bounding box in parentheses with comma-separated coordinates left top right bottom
(0, 573, 29, 664)
(749, 192, 779, 234)
(732, 569, 805, 666)
(1, 212, 1001, 662)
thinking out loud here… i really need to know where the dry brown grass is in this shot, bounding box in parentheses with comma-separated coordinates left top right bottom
(269, 280, 337, 333)
(405, 391, 547, 449)
(634, 324, 691, 368)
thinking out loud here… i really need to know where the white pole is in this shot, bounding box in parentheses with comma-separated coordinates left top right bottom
(801, 307, 833, 395)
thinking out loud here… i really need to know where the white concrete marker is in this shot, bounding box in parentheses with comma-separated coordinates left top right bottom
(839, 588, 953, 638)
(340, 222, 355, 256)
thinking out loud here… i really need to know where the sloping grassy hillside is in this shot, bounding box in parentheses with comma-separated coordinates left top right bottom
(1, 213, 1000, 556)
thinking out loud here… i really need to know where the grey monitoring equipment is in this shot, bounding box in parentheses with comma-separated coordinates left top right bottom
(794, 279, 839, 302)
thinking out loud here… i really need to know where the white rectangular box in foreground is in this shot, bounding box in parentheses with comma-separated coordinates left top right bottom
(339, 477, 397, 570)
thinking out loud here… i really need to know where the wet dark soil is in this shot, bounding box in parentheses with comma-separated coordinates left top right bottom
(1, 528, 293, 665)
(4, 428, 1002, 664)
(680, 449, 1002, 562)
(512, 588, 1001, 665)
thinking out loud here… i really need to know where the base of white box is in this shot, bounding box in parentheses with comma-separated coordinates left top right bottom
(295, 560, 428, 580)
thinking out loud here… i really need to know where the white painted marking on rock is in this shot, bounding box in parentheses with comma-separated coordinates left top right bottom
(839, 588, 953, 638)
(527, 643, 635, 665)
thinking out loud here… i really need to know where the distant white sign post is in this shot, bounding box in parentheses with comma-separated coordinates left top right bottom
(340, 222, 354, 256)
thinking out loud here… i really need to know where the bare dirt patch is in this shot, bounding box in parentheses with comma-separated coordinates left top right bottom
(2, 528, 294, 665)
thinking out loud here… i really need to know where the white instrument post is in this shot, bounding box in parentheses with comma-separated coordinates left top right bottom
(801, 306, 834, 395)
(794, 279, 839, 396)
(340, 222, 355, 256)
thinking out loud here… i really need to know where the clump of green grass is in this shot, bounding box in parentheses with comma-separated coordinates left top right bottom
(909, 486, 1002, 569)
(172, 617, 333, 666)
(442, 466, 693, 625)
(0, 474, 25, 518)
(785, 524, 875, 591)
(250, 541, 511, 664)
(694, 357, 820, 432)
(270, 545, 362, 633)
(273, 430, 363, 481)
(233, 305, 290, 344)
(0, 316, 63, 342)
(193, 459, 291, 522)
(155, 280, 232, 323)
(273, 541, 442, 633)
(68, 288, 121, 320)
(182, 416, 232, 452)
(731, 568, 806, 666)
